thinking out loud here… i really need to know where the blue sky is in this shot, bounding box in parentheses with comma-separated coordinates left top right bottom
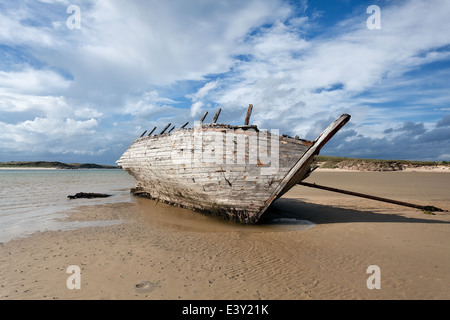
(0, 0, 449, 165)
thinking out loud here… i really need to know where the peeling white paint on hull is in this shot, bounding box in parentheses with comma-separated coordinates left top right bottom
(117, 114, 350, 224)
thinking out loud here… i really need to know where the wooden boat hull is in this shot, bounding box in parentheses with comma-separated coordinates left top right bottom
(117, 114, 350, 223)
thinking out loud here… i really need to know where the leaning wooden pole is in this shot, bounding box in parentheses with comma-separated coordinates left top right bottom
(200, 112, 208, 123)
(212, 108, 222, 124)
(139, 130, 147, 138)
(148, 127, 157, 136)
(180, 122, 189, 129)
(160, 123, 171, 135)
(244, 104, 253, 125)
(298, 182, 445, 212)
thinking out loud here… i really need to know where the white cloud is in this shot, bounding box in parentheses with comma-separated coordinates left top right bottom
(123, 90, 179, 116)
(0, 8, 58, 47)
(189, 80, 219, 116)
(18, 116, 97, 135)
(0, 68, 72, 95)
(74, 107, 103, 119)
(37, 0, 292, 108)
(0, 0, 449, 162)
(190, 81, 219, 101)
(190, 101, 203, 118)
(206, 0, 450, 141)
(0, 91, 69, 116)
(0, 115, 99, 156)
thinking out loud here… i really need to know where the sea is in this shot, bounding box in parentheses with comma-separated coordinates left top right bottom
(0, 167, 318, 243)
(0, 169, 136, 243)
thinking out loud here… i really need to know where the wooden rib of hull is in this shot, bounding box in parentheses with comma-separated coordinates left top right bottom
(117, 114, 350, 223)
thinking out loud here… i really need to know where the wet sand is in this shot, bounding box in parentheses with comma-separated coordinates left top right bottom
(1, 171, 449, 300)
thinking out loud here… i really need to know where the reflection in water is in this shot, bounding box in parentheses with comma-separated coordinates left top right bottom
(134, 197, 315, 233)
(0, 169, 135, 243)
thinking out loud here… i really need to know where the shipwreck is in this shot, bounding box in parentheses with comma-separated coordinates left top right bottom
(117, 105, 351, 223)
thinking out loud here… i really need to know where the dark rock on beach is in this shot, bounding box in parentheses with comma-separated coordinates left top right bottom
(67, 192, 112, 199)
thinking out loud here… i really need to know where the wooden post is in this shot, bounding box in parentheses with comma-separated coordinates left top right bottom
(245, 104, 253, 125)
(148, 127, 157, 136)
(200, 112, 208, 123)
(168, 125, 175, 134)
(212, 108, 222, 124)
(298, 182, 446, 212)
(139, 130, 147, 138)
(160, 123, 171, 135)
(180, 122, 189, 129)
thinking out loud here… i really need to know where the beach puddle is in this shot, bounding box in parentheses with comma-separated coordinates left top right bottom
(259, 217, 315, 231)
(135, 197, 315, 233)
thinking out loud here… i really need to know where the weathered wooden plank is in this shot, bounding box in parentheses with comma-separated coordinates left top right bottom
(160, 123, 172, 135)
(212, 108, 222, 124)
(117, 114, 351, 223)
(139, 130, 147, 138)
(148, 127, 157, 136)
(181, 122, 189, 129)
(244, 104, 253, 125)
(200, 112, 208, 123)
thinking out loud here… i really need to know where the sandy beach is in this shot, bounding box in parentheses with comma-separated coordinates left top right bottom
(1, 170, 449, 300)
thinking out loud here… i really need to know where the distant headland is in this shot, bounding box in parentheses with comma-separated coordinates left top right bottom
(315, 156, 450, 172)
(0, 161, 119, 169)
(1, 157, 449, 172)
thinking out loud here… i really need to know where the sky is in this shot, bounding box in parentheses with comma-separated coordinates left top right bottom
(0, 0, 449, 165)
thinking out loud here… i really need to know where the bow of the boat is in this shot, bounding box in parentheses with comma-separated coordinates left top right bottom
(255, 114, 351, 222)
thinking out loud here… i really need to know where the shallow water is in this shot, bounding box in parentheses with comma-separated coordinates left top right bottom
(0, 168, 314, 243)
(3, 169, 448, 244)
(0, 169, 135, 243)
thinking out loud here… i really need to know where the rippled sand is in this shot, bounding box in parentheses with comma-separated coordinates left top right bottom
(1, 171, 449, 300)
